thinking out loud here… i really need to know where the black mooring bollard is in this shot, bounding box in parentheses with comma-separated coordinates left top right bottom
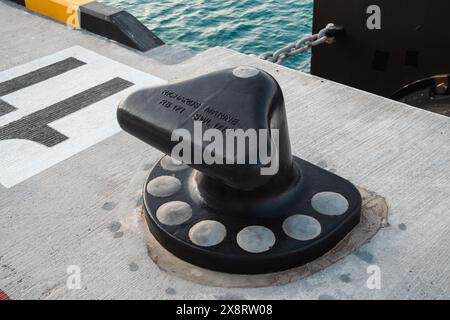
(117, 66, 361, 274)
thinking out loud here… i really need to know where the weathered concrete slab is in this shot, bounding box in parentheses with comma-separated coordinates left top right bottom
(0, 0, 449, 300)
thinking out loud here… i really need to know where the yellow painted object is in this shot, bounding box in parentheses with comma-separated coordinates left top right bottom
(25, 0, 94, 28)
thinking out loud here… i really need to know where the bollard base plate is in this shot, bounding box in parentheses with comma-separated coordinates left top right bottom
(143, 155, 362, 274)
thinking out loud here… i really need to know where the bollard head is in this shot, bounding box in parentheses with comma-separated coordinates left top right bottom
(118, 66, 293, 191)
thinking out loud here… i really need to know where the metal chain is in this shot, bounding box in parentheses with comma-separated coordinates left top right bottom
(259, 23, 339, 64)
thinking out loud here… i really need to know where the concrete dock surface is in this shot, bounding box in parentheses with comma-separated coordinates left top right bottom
(0, 0, 449, 299)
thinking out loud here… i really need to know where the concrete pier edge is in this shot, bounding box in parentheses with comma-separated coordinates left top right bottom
(5, 0, 164, 52)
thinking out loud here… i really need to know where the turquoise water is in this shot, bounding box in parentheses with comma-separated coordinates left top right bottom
(99, 0, 314, 71)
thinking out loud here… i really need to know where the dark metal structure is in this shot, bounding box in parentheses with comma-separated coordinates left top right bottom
(312, 0, 450, 114)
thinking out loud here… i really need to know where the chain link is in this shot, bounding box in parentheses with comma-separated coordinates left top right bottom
(259, 23, 339, 65)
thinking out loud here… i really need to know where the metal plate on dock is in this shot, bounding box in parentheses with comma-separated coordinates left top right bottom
(312, 0, 450, 100)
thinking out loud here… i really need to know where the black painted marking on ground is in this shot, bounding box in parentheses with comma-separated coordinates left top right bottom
(0, 78, 134, 147)
(0, 57, 86, 97)
(0, 100, 17, 117)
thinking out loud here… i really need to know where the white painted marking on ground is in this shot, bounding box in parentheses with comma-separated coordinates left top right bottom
(0, 46, 166, 188)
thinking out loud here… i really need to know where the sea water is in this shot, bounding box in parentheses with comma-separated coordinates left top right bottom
(99, 0, 314, 71)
